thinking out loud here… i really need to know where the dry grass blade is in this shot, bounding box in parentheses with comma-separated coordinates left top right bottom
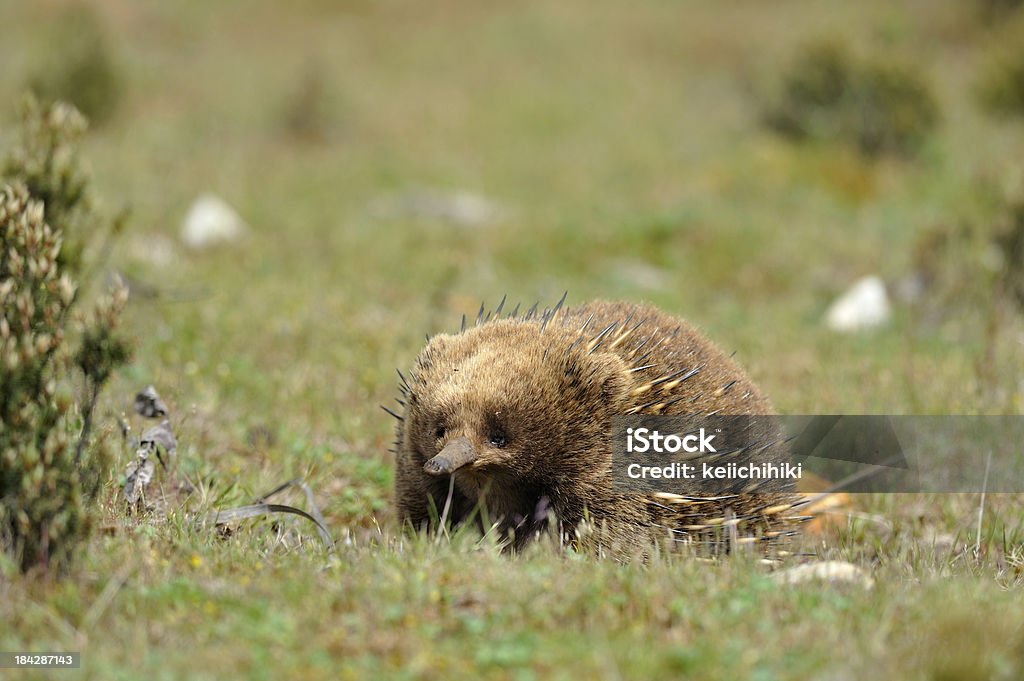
(209, 504, 334, 549)
(254, 478, 329, 536)
(975, 449, 993, 558)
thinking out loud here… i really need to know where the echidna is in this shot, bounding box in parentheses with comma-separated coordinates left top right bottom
(388, 297, 807, 558)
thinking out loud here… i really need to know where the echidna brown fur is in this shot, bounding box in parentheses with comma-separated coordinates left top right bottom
(388, 297, 807, 559)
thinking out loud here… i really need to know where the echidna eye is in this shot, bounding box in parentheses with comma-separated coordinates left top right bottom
(489, 431, 508, 448)
(435, 425, 446, 439)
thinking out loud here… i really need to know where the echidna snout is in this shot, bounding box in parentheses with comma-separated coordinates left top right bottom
(423, 436, 476, 476)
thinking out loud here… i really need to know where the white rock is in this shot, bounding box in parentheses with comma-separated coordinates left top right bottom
(773, 561, 874, 589)
(126, 233, 178, 268)
(180, 194, 247, 249)
(825, 276, 891, 332)
(369, 189, 504, 227)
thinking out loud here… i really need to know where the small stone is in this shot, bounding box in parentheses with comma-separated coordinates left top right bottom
(773, 560, 874, 588)
(369, 189, 504, 227)
(127, 232, 178, 268)
(825, 275, 891, 332)
(180, 194, 247, 249)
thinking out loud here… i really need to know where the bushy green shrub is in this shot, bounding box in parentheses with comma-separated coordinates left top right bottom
(0, 102, 130, 575)
(26, 4, 121, 127)
(976, 21, 1024, 118)
(976, 0, 1024, 23)
(282, 59, 336, 143)
(3, 98, 92, 274)
(763, 41, 940, 157)
(993, 173, 1024, 307)
(912, 167, 1024, 314)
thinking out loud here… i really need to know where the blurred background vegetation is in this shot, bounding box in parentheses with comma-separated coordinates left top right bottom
(4, 0, 1024, 677)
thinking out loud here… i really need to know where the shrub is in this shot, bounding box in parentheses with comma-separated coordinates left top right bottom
(912, 167, 1024, 314)
(3, 98, 94, 274)
(282, 59, 336, 143)
(0, 102, 130, 575)
(26, 5, 121, 126)
(763, 41, 940, 157)
(976, 20, 1024, 118)
(976, 0, 1024, 23)
(993, 173, 1024, 307)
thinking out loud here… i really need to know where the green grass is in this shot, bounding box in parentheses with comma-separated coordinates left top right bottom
(2, 0, 1024, 678)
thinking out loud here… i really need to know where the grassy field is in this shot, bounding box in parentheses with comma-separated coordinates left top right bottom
(3, 0, 1024, 678)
